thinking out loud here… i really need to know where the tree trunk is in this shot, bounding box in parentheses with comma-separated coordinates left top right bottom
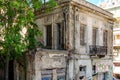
(5, 55, 9, 80)
(23, 53, 27, 80)
(44, 0, 46, 6)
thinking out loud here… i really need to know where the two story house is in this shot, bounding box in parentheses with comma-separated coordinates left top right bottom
(14, 0, 114, 80)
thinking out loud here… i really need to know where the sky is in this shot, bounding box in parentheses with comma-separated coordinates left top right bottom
(86, 0, 104, 5)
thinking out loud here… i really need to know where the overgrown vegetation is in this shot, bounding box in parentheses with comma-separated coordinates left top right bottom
(0, 0, 57, 80)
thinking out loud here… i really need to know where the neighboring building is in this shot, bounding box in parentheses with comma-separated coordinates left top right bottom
(14, 0, 114, 80)
(99, 0, 120, 78)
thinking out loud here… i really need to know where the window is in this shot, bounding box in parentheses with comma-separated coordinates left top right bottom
(46, 25, 52, 49)
(79, 66, 86, 71)
(92, 28, 98, 45)
(80, 24, 86, 45)
(103, 30, 108, 46)
(79, 66, 86, 80)
(41, 69, 52, 80)
(57, 68, 65, 80)
(56, 22, 66, 50)
(42, 77, 52, 80)
(57, 76, 65, 80)
(92, 65, 96, 74)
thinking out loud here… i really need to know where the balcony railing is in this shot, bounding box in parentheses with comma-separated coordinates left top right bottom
(89, 45, 107, 55)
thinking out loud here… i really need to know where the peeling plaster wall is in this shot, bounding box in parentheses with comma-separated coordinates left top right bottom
(34, 5, 113, 80)
(13, 0, 114, 80)
(68, 5, 113, 79)
(36, 50, 67, 69)
(34, 50, 67, 80)
(68, 6, 113, 55)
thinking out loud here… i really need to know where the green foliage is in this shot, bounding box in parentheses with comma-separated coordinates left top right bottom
(0, 0, 57, 80)
(44, 0, 57, 12)
(48, 0, 57, 8)
(0, 0, 57, 59)
(31, 0, 43, 10)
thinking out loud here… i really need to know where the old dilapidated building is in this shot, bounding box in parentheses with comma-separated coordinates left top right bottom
(34, 0, 114, 80)
(14, 0, 114, 80)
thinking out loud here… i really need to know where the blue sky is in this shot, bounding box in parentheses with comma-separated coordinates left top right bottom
(86, 0, 104, 5)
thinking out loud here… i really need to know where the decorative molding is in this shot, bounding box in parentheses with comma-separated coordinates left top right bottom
(44, 16, 52, 23)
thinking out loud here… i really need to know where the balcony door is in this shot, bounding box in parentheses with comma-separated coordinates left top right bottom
(92, 28, 98, 45)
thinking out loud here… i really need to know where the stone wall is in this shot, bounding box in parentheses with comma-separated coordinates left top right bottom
(34, 49, 67, 80)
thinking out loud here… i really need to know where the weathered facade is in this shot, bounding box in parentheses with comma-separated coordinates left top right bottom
(15, 0, 114, 80)
(99, 0, 120, 78)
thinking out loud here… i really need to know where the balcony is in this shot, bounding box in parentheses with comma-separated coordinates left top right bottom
(89, 45, 107, 57)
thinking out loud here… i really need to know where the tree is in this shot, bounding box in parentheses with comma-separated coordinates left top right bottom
(0, 0, 57, 80)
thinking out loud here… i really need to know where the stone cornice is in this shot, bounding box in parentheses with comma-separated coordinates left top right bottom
(35, 0, 114, 22)
(57, 0, 113, 18)
(71, 0, 113, 21)
(35, 3, 70, 19)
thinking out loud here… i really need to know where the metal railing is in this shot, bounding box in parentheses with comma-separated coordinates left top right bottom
(89, 45, 107, 55)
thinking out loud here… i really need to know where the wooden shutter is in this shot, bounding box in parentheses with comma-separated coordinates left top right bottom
(103, 30, 107, 46)
(80, 24, 85, 45)
(56, 21, 66, 50)
(92, 28, 97, 45)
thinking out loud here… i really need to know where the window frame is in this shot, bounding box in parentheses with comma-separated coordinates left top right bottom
(45, 24, 52, 49)
(56, 21, 66, 50)
(103, 30, 108, 46)
(92, 27, 98, 45)
(80, 23, 86, 45)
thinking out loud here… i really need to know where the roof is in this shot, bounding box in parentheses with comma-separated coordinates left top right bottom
(35, 0, 114, 21)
